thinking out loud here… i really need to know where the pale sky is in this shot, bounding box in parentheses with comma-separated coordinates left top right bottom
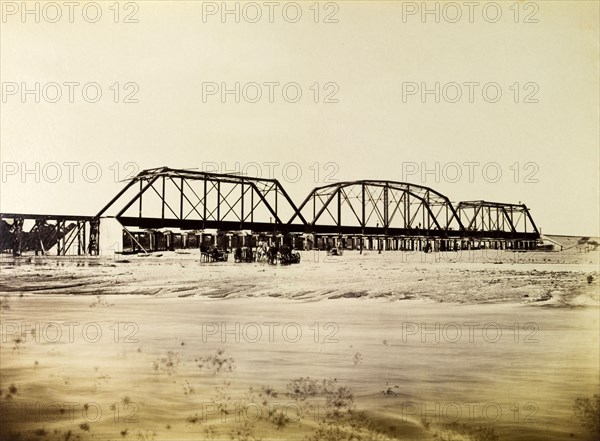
(1, 1, 598, 236)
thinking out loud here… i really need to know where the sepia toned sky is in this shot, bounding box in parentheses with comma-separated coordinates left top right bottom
(0, 1, 598, 236)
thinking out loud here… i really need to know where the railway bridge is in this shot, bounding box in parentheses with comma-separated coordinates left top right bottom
(1, 167, 540, 255)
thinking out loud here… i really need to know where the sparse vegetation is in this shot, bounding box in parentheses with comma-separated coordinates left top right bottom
(268, 407, 291, 431)
(0, 296, 11, 311)
(195, 349, 235, 375)
(152, 351, 180, 376)
(2, 253, 599, 441)
(89, 295, 113, 308)
(574, 394, 600, 438)
(305, 411, 392, 441)
(286, 377, 355, 418)
(136, 429, 156, 440)
(182, 380, 194, 396)
(92, 370, 111, 390)
(229, 421, 262, 441)
(424, 422, 499, 441)
(380, 382, 400, 397)
(33, 428, 48, 436)
(203, 425, 217, 439)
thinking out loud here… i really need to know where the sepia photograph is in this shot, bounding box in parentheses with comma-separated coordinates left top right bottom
(0, 1, 599, 440)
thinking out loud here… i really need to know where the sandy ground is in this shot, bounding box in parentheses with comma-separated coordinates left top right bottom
(0, 248, 599, 441)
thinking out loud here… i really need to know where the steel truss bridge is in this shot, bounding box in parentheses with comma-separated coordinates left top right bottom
(1, 167, 540, 255)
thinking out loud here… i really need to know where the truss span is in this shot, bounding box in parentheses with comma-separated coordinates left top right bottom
(96, 166, 306, 232)
(1, 167, 541, 255)
(290, 180, 464, 237)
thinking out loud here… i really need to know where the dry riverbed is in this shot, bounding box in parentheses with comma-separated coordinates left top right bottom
(1, 249, 598, 441)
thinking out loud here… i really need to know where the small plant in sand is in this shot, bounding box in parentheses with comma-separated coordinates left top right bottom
(5, 431, 23, 441)
(421, 416, 431, 430)
(286, 377, 322, 402)
(574, 394, 600, 438)
(229, 421, 263, 441)
(249, 385, 279, 406)
(305, 423, 347, 441)
(236, 386, 292, 431)
(0, 295, 11, 312)
(153, 351, 180, 376)
(306, 411, 393, 441)
(286, 377, 355, 418)
(246, 386, 283, 411)
(182, 380, 195, 396)
(109, 396, 136, 416)
(92, 368, 111, 390)
(203, 425, 217, 439)
(212, 380, 235, 420)
(184, 350, 235, 424)
(33, 428, 48, 436)
(2, 383, 18, 399)
(427, 422, 499, 441)
(136, 429, 157, 440)
(195, 349, 235, 375)
(380, 382, 400, 397)
(89, 295, 113, 308)
(287, 379, 398, 441)
(267, 407, 291, 430)
(12, 335, 24, 353)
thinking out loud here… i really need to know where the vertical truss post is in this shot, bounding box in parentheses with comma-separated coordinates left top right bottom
(275, 186, 278, 224)
(179, 177, 184, 220)
(406, 192, 410, 229)
(77, 221, 82, 255)
(217, 181, 221, 222)
(361, 183, 366, 229)
(496, 207, 500, 231)
(82, 221, 87, 255)
(481, 207, 485, 231)
(138, 180, 143, 218)
(383, 185, 389, 232)
(510, 209, 514, 238)
(426, 191, 431, 231)
(161, 176, 166, 219)
(250, 187, 254, 223)
(203, 178, 207, 225)
(240, 183, 245, 229)
(56, 220, 62, 255)
(337, 188, 341, 231)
